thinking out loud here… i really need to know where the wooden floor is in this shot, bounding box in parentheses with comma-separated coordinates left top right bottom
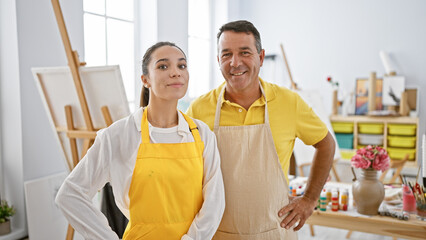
(298, 225, 407, 240)
(19, 226, 409, 240)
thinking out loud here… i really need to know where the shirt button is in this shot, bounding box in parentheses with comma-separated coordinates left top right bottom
(239, 109, 242, 112)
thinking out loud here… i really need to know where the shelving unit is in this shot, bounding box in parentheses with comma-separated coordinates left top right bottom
(330, 115, 419, 168)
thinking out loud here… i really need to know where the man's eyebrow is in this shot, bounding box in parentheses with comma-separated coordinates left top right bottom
(221, 46, 252, 53)
(220, 48, 230, 53)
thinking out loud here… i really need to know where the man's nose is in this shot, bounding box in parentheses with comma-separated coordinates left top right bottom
(230, 55, 241, 68)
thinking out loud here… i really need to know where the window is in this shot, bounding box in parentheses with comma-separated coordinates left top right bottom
(83, 0, 136, 110)
(188, 0, 210, 98)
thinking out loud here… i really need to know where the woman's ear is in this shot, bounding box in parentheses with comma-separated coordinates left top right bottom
(141, 75, 149, 88)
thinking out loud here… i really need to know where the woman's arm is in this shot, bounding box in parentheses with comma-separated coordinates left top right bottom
(183, 120, 225, 240)
(55, 129, 120, 240)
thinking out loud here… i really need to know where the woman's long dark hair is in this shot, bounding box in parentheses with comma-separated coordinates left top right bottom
(139, 42, 186, 107)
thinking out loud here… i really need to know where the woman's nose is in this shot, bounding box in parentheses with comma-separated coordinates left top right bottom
(169, 66, 181, 78)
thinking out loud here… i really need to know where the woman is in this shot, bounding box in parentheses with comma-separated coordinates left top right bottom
(56, 42, 225, 240)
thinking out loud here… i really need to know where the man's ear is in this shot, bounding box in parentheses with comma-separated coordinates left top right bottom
(259, 49, 265, 67)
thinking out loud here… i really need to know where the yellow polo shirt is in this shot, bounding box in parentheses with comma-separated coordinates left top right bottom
(186, 78, 328, 179)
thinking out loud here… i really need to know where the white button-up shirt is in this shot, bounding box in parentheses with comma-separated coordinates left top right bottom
(56, 108, 225, 240)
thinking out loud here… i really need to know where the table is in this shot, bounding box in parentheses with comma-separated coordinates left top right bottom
(306, 210, 426, 239)
(289, 178, 426, 239)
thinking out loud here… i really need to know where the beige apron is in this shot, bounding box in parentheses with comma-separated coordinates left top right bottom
(213, 84, 297, 240)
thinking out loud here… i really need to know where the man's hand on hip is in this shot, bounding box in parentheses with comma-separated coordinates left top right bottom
(278, 195, 316, 231)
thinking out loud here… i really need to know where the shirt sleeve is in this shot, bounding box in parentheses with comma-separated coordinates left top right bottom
(55, 129, 120, 240)
(295, 94, 328, 146)
(182, 120, 225, 240)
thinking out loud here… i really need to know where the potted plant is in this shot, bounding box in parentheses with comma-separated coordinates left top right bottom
(0, 199, 15, 235)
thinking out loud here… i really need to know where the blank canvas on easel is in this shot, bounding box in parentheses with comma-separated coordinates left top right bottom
(32, 65, 130, 171)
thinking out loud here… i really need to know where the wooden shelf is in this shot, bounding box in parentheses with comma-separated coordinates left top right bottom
(330, 115, 419, 168)
(330, 115, 418, 124)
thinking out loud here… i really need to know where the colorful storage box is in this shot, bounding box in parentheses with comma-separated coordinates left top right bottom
(388, 124, 417, 136)
(335, 133, 354, 149)
(387, 136, 417, 148)
(358, 134, 384, 145)
(358, 123, 384, 134)
(332, 122, 354, 133)
(340, 149, 356, 160)
(386, 147, 416, 160)
(357, 144, 383, 149)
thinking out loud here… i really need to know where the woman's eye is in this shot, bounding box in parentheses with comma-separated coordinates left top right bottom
(158, 65, 167, 70)
(179, 64, 187, 69)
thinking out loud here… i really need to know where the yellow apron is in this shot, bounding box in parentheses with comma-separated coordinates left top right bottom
(122, 108, 204, 240)
(213, 84, 297, 240)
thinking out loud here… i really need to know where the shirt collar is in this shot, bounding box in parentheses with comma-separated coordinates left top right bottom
(133, 107, 190, 135)
(216, 77, 276, 107)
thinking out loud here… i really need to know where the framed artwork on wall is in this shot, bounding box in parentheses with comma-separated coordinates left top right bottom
(355, 78, 383, 115)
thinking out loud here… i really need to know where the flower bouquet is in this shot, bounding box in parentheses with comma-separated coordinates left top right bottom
(351, 145, 390, 171)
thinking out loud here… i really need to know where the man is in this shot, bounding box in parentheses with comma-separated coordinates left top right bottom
(187, 20, 335, 239)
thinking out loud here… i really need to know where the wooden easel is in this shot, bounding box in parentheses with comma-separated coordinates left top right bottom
(280, 43, 340, 237)
(51, 0, 114, 239)
(279, 42, 341, 181)
(280, 43, 298, 90)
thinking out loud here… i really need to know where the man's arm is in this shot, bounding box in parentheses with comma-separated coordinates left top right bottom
(278, 131, 335, 231)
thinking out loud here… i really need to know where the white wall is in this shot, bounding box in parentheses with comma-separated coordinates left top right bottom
(235, 0, 426, 164)
(157, 0, 189, 54)
(0, 0, 27, 238)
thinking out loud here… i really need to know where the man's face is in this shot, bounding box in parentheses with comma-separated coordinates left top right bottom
(217, 31, 265, 94)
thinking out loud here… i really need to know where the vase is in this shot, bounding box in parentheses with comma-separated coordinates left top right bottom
(352, 168, 384, 215)
(0, 220, 11, 236)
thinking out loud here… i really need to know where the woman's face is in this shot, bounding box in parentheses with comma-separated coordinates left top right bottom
(143, 46, 189, 103)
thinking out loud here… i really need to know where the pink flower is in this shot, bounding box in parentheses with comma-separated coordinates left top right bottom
(351, 145, 390, 171)
(365, 150, 375, 160)
(351, 154, 371, 169)
(372, 154, 390, 171)
(357, 148, 367, 156)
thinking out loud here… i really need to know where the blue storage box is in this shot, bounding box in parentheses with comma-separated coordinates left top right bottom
(335, 133, 354, 149)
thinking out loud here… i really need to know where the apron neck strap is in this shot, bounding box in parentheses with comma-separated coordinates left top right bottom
(141, 108, 202, 143)
(141, 107, 150, 143)
(213, 81, 269, 131)
(180, 110, 202, 143)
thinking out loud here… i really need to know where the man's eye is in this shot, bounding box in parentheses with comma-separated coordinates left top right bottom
(242, 51, 251, 56)
(222, 53, 231, 58)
